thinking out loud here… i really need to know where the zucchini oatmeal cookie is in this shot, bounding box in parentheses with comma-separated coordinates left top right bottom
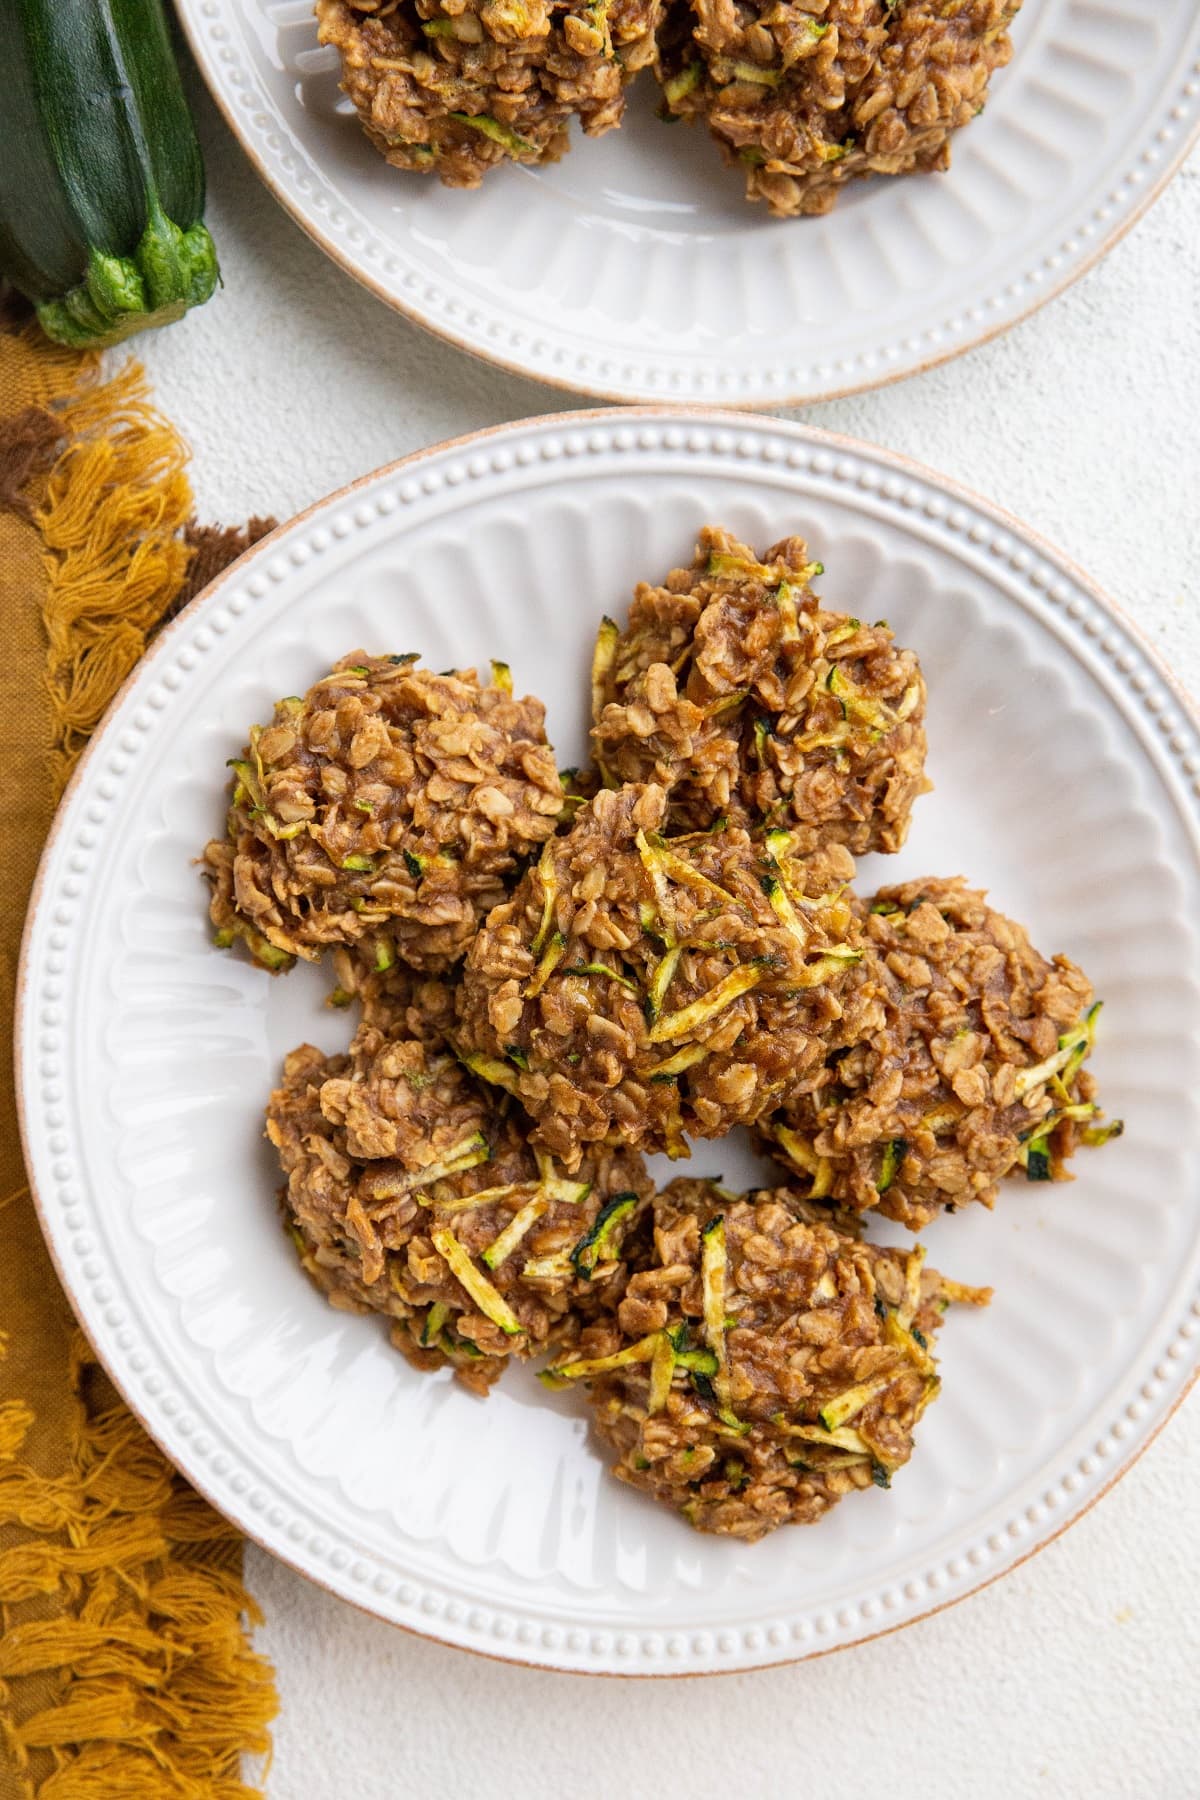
(454, 781, 872, 1167)
(202, 652, 562, 974)
(591, 526, 927, 850)
(324, 948, 460, 1040)
(656, 0, 1021, 219)
(268, 1020, 652, 1394)
(545, 1177, 989, 1538)
(759, 876, 1120, 1230)
(318, 0, 662, 185)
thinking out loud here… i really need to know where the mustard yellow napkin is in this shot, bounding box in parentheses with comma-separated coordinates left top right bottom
(0, 317, 277, 1800)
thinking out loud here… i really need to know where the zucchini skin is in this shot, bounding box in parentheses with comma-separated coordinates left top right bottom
(0, 0, 218, 347)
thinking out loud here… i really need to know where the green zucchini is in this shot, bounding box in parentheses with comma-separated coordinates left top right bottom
(590, 615, 619, 721)
(569, 1192, 638, 1280)
(449, 112, 537, 158)
(0, 0, 219, 347)
(877, 1137, 908, 1193)
(667, 1325, 718, 1375)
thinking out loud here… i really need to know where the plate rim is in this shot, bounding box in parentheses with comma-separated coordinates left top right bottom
(16, 404, 1200, 1675)
(174, 1, 1200, 406)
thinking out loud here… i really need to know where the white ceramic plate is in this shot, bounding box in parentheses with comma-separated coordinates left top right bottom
(18, 410, 1200, 1676)
(175, 1, 1200, 404)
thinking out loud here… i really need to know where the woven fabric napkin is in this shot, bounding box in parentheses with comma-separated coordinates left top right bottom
(0, 314, 277, 1800)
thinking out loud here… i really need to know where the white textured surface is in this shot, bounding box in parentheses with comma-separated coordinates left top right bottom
(120, 54, 1200, 1800)
(174, 0, 1200, 404)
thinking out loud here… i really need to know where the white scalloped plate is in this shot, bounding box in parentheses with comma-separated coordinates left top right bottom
(174, 0, 1200, 404)
(17, 410, 1200, 1675)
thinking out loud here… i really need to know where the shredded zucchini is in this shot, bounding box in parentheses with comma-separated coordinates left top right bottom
(896, 1246, 925, 1331)
(649, 962, 764, 1043)
(883, 1312, 936, 1377)
(228, 752, 307, 841)
(759, 871, 810, 946)
(286, 1223, 313, 1272)
(567, 961, 639, 994)
(688, 1360, 744, 1422)
(775, 581, 801, 644)
(825, 665, 895, 732)
(764, 826, 798, 872)
(877, 1136, 908, 1193)
(482, 1194, 549, 1269)
(435, 1180, 534, 1215)
(1014, 1010, 1097, 1099)
(895, 681, 922, 721)
(773, 1417, 873, 1455)
(228, 755, 263, 811)
(1022, 1129, 1054, 1181)
(921, 1103, 964, 1133)
(707, 552, 777, 580)
(521, 1251, 574, 1283)
(533, 1149, 592, 1207)
(246, 770, 286, 831)
(767, 1123, 834, 1198)
(637, 831, 741, 911)
(449, 111, 537, 156)
(785, 946, 862, 990)
(462, 1051, 524, 1096)
(214, 918, 294, 970)
(647, 1332, 676, 1414)
(1063, 1001, 1102, 1083)
(701, 1215, 730, 1410)
(419, 1301, 450, 1346)
(638, 898, 665, 942)
(430, 1226, 523, 1335)
(529, 839, 558, 956)
(542, 1331, 661, 1384)
(662, 59, 702, 105)
(818, 1373, 895, 1432)
(366, 1132, 490, 1200)
(591, 615, 619, 719)
(702, 688, 750, 721)
(668, 1325, 719, 1375)
(661, 1097, 689, 1160)
(791, 723, 855, 754)
(646, 1041, 710, 1081)
(524, 930, 566, 998)
(490, 659, 512, 693)
(634, 827, 676, 931)
(645, 944, 683, 1024)
(570, 1191, 638, 1279)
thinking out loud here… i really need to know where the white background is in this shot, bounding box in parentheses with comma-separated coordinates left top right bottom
(134, 57, 1200, 1800)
